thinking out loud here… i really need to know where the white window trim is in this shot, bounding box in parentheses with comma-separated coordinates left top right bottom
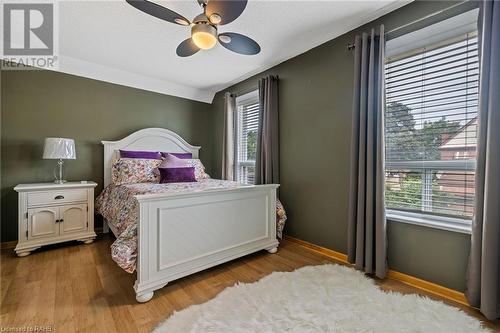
(386, 8, 478, 58)
(386, 209, 472, 234)
(235, 89, 258, 106)
(234, 90, 259, 184)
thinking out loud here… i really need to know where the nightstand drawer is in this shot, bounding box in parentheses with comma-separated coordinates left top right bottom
(27, 189, 88, 207)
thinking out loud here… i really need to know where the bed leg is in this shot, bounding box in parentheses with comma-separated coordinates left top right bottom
(136, 291, 154, 303)
(267, 247, 278, 254)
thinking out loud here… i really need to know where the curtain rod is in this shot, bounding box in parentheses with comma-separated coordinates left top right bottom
(226, 75, 279, 97)
(346, 0, 478, 51)
(223, 86, 258, 99)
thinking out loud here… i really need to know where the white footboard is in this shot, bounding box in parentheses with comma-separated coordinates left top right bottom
(133, 184, 279, 302)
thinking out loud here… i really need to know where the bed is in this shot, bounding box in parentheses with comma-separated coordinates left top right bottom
(97, 128, 279, 303)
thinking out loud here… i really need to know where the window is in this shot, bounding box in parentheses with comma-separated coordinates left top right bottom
(384, 30, 478, 231)
(235, 90, 259, 184)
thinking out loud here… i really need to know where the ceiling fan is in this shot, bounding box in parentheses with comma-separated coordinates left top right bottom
(125, 0, 261, 57)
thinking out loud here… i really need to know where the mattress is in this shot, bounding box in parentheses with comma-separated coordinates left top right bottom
(96, 179, 244, 273)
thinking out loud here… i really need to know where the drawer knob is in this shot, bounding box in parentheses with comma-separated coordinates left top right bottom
(54, 195, 64, 200)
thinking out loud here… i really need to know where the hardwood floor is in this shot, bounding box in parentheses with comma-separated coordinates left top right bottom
(1, 234, 499, 332)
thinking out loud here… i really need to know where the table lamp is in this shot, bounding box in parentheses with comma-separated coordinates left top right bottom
(43, 138, 76, 184)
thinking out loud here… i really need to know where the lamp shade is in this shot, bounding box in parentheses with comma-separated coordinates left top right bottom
(43, 138, 76, 159)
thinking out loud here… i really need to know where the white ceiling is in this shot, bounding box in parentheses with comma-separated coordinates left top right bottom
(56, 0, 410, 103)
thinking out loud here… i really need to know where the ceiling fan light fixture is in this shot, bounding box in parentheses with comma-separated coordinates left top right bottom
(191, 24, 217, 50)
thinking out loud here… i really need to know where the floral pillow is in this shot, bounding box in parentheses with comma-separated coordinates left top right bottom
(112, 158, 162, 185)
(185, 159, 210, 181)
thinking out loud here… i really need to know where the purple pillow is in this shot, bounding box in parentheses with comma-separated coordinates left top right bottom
(153, 153, 189, 176)
(120, 150, 161, 160)
(161, 152, 192, 159)
(159, 167, 196, 183)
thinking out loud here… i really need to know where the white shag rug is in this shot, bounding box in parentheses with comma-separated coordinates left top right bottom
(153, 264, 488, 333)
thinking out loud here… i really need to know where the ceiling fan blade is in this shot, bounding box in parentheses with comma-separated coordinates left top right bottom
(176, 38, 200, 57)
(205, 0, 247, 25)
(126, 0, 190, 26)
(218, 33, 260, 55)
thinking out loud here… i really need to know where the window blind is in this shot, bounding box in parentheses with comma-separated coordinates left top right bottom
(235, 92, 260, 184)
(385, 32, 478, 219)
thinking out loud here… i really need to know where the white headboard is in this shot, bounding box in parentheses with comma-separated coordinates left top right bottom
(102, 128, 201, 186)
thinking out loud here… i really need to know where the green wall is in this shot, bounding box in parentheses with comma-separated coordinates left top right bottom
(1, 69, 213, 242)
(211, 0, 470, 291)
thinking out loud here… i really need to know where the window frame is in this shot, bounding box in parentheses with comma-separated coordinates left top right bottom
(234, 90, 260, 185)
(384, 29, 478, 234)
(385, 161, 474, 234)
(386, 209, 472, 234)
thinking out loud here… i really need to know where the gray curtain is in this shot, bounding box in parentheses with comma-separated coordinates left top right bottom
(466, 0, 500, 321)
(347, 26, 387, 279)
(255, 75, 279, 185)
(222, 92, 236, 181)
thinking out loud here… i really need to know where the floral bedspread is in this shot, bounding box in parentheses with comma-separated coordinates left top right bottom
(95, 180, 287, 273)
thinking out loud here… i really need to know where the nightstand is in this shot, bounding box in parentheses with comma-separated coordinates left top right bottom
(14, 182, 98, 257)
